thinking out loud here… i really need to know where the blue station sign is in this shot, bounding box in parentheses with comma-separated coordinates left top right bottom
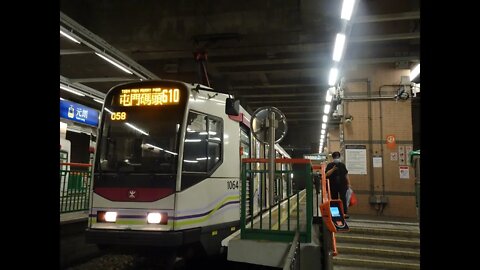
(60, 100, 99, 127)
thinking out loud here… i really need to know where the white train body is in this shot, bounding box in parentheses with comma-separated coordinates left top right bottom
(86, 80, 289, 255)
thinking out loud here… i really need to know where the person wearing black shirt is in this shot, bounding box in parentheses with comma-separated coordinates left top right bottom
(325, 151, 351, 218)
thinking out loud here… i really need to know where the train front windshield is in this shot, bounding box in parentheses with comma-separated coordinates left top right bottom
(98, 108, 182, 173)
(95, 82, 188, 175)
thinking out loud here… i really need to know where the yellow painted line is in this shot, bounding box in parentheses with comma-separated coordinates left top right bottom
(271, 193, 306, 230)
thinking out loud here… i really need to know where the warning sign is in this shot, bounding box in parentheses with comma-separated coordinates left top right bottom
(399, 166, 410, 179)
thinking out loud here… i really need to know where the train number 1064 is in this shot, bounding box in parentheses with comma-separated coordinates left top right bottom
(227, 180, 239, 190)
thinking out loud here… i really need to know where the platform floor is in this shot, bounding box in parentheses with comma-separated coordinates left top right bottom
(60, 210, 88, 225)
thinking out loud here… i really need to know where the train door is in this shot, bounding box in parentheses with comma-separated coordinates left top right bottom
(240, 125, 252, 216)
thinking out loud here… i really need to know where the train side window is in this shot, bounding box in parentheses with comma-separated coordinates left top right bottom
(183, 112, 207, 172)
(183, 111, 223, 173)
(207, 117, 222, 170)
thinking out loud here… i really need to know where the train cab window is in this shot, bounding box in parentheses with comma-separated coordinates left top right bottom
(183, 111, 223, 173)
(207, 117, 222, 170)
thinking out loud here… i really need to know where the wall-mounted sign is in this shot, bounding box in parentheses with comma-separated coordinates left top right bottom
(386, 134, 396, 149)
(345, 145, 367, 175)
(60, 100, 99, 127)
(373, 156, 383, 168)
(399, 165, 410, 179)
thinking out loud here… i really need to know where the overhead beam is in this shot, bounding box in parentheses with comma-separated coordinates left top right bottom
(220, 67, 327, 74)
(70, 77, 139, 83)
(213, 56, 418, 71)
(283, 111, 323, 116)
(234, 83, 322, 90)
(354, 11, 420, 24)
(246, 99, 323, 104)
(239, 92, 322, 98)
(60, 12, 159, 80)
(60, 49, 93, 55)
(131, 33, 419, 61)
(131, 42, 332, 61)
(60, 75, 106, 99)
(350, 33, 420, 43)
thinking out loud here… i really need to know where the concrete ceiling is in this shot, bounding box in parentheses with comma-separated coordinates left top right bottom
(60, 0, 419, 156)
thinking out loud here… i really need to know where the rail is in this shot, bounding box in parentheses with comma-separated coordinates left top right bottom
(240, 158, 313, 243)
(60, 162, 92, 213)
(282, 231, 300, 270)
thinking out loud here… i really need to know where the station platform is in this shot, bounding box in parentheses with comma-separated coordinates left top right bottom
(223, 190, 325, 269)
(60, 210, 88, 225)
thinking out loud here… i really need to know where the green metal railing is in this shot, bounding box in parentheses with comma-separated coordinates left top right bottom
(60, 162, 92, 213)
(240, 158, 313, 243)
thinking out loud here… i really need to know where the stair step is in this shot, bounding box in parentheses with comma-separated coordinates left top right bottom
(335, 234, 420, 248)
(333, 254, 420, 270)
(337, 243, 419, 259)
(346, 226, 419, 238)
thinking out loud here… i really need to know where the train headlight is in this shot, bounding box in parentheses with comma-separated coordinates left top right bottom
(104, 212, 117, 222)
(147, 212, 162, 224)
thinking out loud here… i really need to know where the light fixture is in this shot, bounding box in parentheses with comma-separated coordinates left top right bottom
(147, 213, 162, 224)
(326, 90, 333, 103)
(60, 84, 85, 97)
(95, 52, 133, 75)
(60, 30, 80, 44)
(104, 108, 113, 115)
(333, 33, 346, 62)
(410, 63, 420, 81)
(93, 98, 104, 104)
(324, 104, 331, 114)
(125, 122, 149, 136)
(328, 68, 338, 86)
(104, 212, 117, 222)
(322, 123, 327, 129)
(322, 115, 328, 123)
(321, 129, 326, 135)
(341, 0, 355, 21)
(321, 134, 325, 139)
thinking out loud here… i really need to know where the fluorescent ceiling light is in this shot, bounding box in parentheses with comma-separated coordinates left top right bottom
(321, 129, 325, 135)
(60, 97, 65, 100)
(60, 30, 80, 44)
(320, 134, 325, 139)
(323, 104, 331, 114)
(410, 63, 420, 81)
(95, 52, 133, 75)
(164, 150, 178, 156)
(322, 115, 328, 123)
(341, 0, 355, 21)
(93, 99, 104, 104)
(60, 84, 85, 97)
(325, 90, 333, 103)
(333, 33, 346, 62)
(328, 68, 338, 86)
(125, 122, 149, 136)
(104, 108, 113, 115)
(322, 123, 327, 129)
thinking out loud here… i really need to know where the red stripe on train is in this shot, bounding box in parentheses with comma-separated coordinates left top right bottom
(94, 187, 174, 202)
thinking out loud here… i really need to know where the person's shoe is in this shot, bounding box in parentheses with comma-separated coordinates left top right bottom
(344, 214, 350, 219)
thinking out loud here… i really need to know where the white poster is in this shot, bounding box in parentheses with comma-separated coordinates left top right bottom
(399, 166, 410, 179)
(373, 156, 382, 168)
(345, 145, 367, 175)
